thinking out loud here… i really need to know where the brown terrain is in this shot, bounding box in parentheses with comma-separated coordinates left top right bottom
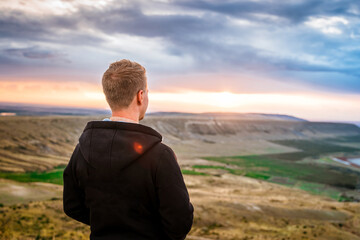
(0, 113, 359, 239)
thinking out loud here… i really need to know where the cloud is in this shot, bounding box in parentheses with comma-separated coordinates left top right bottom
(0, 9, 102, 45)
(176, 0, 359, 24)
(305, 16, 349, 34)
(0, 46, 71, 74)
(0, 0, 359, 94)
(4, 47, 63, 60)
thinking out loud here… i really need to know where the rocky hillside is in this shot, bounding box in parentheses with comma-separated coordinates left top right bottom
(0, 113, 359, 172)
(143, 115, 360, 141)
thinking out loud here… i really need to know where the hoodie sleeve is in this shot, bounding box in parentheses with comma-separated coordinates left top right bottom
(155, 146, 194, 240)
(63, 143, 90, 225)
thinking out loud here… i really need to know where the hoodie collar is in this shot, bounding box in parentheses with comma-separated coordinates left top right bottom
(103, 116, 139, 124)
(83, 120, 162, 140)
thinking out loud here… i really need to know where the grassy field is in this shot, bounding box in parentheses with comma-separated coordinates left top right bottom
(262, 138, 360, 161)
(0, 166, 65, 185)
(0, 159, 356, 202)
(326, 134, 360, 143)
(191, 163, 350, 201)
(194, 137, 360, 202)
(0, 166, 210, 185)
(0, 137, 359, 202)
(203, 154, 358, 186)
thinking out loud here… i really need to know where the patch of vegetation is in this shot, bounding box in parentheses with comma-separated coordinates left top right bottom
(338, 193, 358, 202)
(202, 153, 359, 201)
(324, 135, 360, 143)
(0, 167, 65, 185)
(192, 165, 229, 170)
(244, 172, 271, 180)
(0, 166, 210, 184)
(294, 181, 341, 200)
(204, 155, 313, 179)
(192, 165, 243, 175)
(264, 139, 360, 161)
(181, 169, 209, 176)
(192, 165, 270, 180)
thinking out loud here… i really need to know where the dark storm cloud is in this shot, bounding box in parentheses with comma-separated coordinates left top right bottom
(0, 3, 223, 43)
(0, 10, 49, 40)
(76, 5, 226, 40)
(74, 4, 323, 73)
(0, 9, 101, 44)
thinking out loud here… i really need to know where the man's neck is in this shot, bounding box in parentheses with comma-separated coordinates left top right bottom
(110, 115, 139, 124)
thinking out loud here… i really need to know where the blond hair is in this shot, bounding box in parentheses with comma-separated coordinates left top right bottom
(102, 59, 147, 111)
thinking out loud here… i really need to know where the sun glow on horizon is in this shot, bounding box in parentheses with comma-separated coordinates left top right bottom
(212, 91, 242, 108)
(1, 80, 359, 121)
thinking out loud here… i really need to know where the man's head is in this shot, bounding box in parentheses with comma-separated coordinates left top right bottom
(102, 59, 148, 121)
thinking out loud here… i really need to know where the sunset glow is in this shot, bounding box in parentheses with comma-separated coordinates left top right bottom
(1, 0, 359, 123)
(1, 79, 359, 121)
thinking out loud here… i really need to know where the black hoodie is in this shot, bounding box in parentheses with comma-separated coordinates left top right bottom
(63, 120, 194, 240)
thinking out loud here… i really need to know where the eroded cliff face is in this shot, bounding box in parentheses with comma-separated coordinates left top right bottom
(140, 115, 360, 160)
(142, 116, 360, 141)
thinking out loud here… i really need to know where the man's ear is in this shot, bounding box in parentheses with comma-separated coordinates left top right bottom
(137, 90, 144, 104)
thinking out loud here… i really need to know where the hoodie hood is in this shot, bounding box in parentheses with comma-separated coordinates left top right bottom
(78, 121, 162, 171)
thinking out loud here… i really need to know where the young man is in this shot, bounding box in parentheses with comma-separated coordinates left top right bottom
(63, 59, 194, 239)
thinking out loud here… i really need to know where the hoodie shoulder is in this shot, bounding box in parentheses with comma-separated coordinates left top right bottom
(159, 143, 177, 162)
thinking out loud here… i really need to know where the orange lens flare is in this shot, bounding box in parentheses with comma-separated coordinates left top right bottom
(133, 142, 143, 154)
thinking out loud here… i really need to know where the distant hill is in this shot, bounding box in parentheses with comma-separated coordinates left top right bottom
(330, 121, 360, 127)
(0, 102, 307, 122)
(0, 102, 110, 116)
(0, 102, 357, 129)
(147, 111, 307, 121)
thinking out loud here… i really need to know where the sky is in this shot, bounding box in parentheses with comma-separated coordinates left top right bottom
(0, 0, 359, 121)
